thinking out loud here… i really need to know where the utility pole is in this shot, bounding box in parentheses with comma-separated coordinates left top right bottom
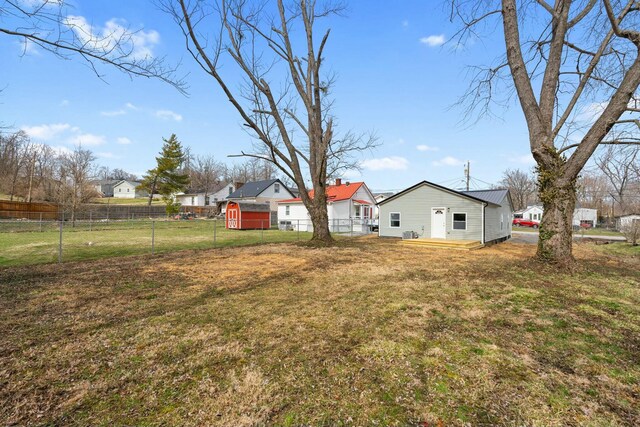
(464, 161, 470, 191)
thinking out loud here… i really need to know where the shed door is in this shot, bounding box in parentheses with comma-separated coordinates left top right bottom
(228, 209, 238, 229)
(431, 208, 446, 239)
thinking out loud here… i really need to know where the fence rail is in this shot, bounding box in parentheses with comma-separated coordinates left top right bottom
(0, 217, 375, 267)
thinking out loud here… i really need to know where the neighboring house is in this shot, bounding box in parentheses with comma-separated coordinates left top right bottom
(573, 208, 598, 228)
(515, 205, 598, 227)
(225, 201, 271, 230)
(226, 179, 294, 213)
(373, 192, 395, 220)
(93, 179, 118, 197)
(113, 180, 148, 199)
(276, 179, 377, 233)
(514, 205, 544, 222)
(617, 214, 640, 229)
(174, 182, 236, 212)
(377, 180, 513, 245)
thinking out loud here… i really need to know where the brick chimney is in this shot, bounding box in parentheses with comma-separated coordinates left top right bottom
(335, 178, 342, 186)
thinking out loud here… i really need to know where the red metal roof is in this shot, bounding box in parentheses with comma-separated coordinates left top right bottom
(277, 182, 365, 203)
(353, 199, 372, 205)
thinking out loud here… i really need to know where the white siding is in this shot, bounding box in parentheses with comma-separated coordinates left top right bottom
(378, 184, 484, 241)
(113, 181, 147, 199)
(573, 208, 597, 226)
(484, 195, 513, 243)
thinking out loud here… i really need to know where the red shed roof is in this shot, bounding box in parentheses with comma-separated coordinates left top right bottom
(278, 182, 365, 204)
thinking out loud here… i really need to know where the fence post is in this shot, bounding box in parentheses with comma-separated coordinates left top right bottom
(297, 220, 300, 240)
(39, 212, 43, 232)
(213, 219, 217, 247)
(350, 218, 353, 237)
(261, 220, 264, 243)
(58, 220, 63, 263)
(151, 220, 155, 255)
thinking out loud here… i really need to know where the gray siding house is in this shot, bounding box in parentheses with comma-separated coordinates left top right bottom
(378, 181, 513, 245)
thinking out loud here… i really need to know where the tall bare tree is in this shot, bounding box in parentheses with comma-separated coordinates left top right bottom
(57, 146, 99, 224)
(161, 0, 375, 243)
(499, 168, 537, 210)
(452, 0, 640, 265)
(1, 0, 185, 92)
(596, 145, 639, 213)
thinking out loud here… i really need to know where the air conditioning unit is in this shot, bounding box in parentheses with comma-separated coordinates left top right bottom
(402, 231, 419, 240)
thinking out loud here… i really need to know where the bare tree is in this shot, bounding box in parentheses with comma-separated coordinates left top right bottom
(499, 168, 537, 211)
(576, 170, 611, 216)
(0, 130, 31, 201)
(160, 0, 376, 243)
(452, 0, 640, 265)
(57, 146, 99, 224)
(596, 145, 639, 214)
(1, 0, 185, 92)
(189, 154, 226, 193)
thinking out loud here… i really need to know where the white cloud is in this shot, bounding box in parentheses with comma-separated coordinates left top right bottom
(22, 123, 71, 140)
(420, 34, 446, 47)
(65, 15, 160, 61)
(116, 137, 132, 145)
(416, 144, 438, 152)
(22, 123, 105, 146)
(68, 132, 106, 146)
(508, 154, 536, 165)
(361, 156, 409, 171)
(156, 110, 183, 121)
(341, 169, 362, 179)
(125, 102, 138, 110)
(60, 99, 70, 107)
(101, 109, 126, 117)
(432, 156, 464, 167)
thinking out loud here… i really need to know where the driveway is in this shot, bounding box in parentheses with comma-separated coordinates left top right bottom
(511, 230, 626, 245)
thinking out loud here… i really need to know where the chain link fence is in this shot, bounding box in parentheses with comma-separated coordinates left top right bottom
(0, 215, 376, 267)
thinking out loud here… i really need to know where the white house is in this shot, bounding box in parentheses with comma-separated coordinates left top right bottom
(93, 179, 118, 197)
(277, 179, 376, 233)
(618, 214, 640, 229)
(514, 205, 544, 222)
(573, 208, 598, 228)
(377, 181, 513, 245)
(515, 205, 598, 227)
(175, 182, 236, 213)
(226, 179, 294, 223)
(113, 180, 148, 199)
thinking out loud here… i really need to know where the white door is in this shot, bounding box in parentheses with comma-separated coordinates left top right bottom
(431, 208, 446, 239)
(228, 209, 238, 228)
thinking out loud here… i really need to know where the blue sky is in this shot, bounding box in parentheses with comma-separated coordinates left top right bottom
(1, 0, 535, 193)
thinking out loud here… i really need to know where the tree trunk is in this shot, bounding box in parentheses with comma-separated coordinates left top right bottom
(305, 182, 333, 244)
(536, 163, 577, 266)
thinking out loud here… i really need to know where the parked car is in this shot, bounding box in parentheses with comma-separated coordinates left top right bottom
(513, 218, 539, 228)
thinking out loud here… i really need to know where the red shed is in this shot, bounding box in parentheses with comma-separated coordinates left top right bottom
(225, 201, 271, 230)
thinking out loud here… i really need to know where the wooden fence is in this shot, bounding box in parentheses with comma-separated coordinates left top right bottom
(0, 201, 59, 220)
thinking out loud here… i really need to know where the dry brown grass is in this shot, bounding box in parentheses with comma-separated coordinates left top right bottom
(0, 237, 639, 426)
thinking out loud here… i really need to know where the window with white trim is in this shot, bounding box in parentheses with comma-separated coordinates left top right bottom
(453, 213, 467, 230)
(285, 205, 290, 216)
(390, 212, 400, 228)
(354, 205, 361, 218)
(274, 183, 280, 193)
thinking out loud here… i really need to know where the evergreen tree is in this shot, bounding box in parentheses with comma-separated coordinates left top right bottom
(138, 134, 190, 214)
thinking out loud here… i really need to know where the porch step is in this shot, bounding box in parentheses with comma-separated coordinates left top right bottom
(401, 238, 484, 250)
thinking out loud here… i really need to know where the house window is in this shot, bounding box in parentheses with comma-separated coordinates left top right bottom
(191, 196, 195, 205)
(453, 213, 467, 230)
(354, 205, 361, 218)
(205, 196, 210, 206)
(228, 186, 233, 195)
(285, 205, 290, 216)
(274, 183, 280, 193)
(118, 188, 121, 192)
(390, 212, 400, 228)
(127, 188, 130, 192)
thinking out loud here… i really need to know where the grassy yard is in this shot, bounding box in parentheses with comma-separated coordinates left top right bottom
(0, 219, 309, 267)
(1, 238, 638, 426)
(513, 225, 623, 237)
(91, 197, 165, 205)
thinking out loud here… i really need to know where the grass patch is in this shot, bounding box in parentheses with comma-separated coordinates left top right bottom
(0, 219, 310, 267)
(1, 238, 639, 425)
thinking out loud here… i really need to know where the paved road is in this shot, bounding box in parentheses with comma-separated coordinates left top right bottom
(511, 230, 626, 245)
